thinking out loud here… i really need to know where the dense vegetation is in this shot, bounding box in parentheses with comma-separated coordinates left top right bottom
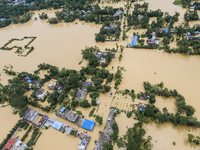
(134, 81, 199, 128)
(1, 36, 36, 56)
(0, 0, 97, 27)
(0, 46, 119, 119)
(39, 12, 48, 19)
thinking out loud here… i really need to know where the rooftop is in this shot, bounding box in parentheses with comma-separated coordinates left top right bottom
(36, 115, 48, 129)
(98, 109, 115, 144)
(2, 138, 16, 150)
(23, 108, 38, 123)
(10, 139, 28, 150)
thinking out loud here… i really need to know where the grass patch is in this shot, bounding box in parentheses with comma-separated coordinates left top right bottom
(34, 132, 42, 144)
(173, 0, 182, 5)
(89, 108, 96, 117)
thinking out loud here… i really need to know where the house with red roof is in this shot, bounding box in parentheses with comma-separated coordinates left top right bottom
(2, 138, 16, 150)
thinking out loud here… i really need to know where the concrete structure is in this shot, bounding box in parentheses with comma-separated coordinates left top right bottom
(94, 52, 115, 60)
(44, 118, 56, 127)
(47, 81, 57, 90)
(10, 139, 28, 150)
(23, 108, 38, 123)
(56, 107, 95, 130)
(94, 109, 116, 150)
(76, 82, 91, 102)
(78, 134, 91, 150)
(36, 89, 47, 99)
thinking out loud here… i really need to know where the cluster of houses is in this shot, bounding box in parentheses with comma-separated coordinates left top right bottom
(56, 107, 96, 131)
(23, 77, 40, 88)
(8, 0, 34, 6)
(2, 138, 28, 150)
(137, 102, 147, 112)
(44, 117, 91, 150)
(147, 32, 159, 46)
(190, 3, 200, 9)
(47, 80, 64, 93)
(23, 77, 64, 99)
(23, 108, 48, 129)
(93, 52, 115, 66)
(94, 109, 116, 150)
(113, 10, 123, 17)
(186, 31, 200, 40)
(22, 107, 92, 150)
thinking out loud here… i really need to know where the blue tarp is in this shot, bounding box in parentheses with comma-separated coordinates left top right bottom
(132, 36, 138, 46)
(88, 82, 92, 85)
(60, 107, 66, 112)
(81, 119, 95, 131)
(195, 31, 200, 34)
(52, 121, 63, 130)
(165, 29, 169, 33)
(127, 43, 131, 46)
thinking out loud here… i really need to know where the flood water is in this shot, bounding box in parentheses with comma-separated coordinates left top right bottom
(1, 0, 200, 150)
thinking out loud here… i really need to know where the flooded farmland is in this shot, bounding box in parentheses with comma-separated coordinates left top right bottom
(1, 0, 200, 150)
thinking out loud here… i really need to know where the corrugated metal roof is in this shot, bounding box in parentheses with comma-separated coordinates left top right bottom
(81, 119, 95, 131)
(52, 121, 63, 130)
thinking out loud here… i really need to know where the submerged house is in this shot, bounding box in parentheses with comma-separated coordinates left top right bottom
(10, 139, 28, 150)
(23, 77, 40, 88)
(94, 52, 115, 60)
(47, 81, 64, 93)
(23, 108, 38, 123)
(138, 15, 144, 20)
(36, 115, 48, 129)
(113, 10, 123, 17)
(158, 27, 175, 33)
(56, 84, 64, 93)
(2, 138, 16, 150)
(36, 89, 47, 99)
(94, 109, 116, 150)
(76, 82, 92, 102)
(47, 81, 57, 90)
(147, 39, 159, 45)
(52, 121, 63, 130)
(139, 96, 149, 100)
(137, 102, 147, 111)
(44, 118, 56, 127)
(56, 107, 95, 131)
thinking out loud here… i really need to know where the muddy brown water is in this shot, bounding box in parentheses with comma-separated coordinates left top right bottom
(1, 0, 200, 149)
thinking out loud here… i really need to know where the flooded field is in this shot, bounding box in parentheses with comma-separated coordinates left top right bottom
(1, 0, 200, 150)
(0, 105, 19, 142)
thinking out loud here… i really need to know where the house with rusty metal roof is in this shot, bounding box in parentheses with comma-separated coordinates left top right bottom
(36, 115, 48, 129)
